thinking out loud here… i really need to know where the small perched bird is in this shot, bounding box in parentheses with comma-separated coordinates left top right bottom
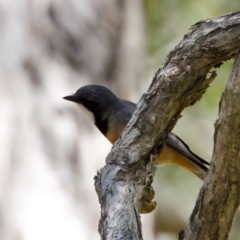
(63, 85, 209, 180)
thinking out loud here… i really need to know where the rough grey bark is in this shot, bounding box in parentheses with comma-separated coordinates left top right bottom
(182, 51, 240, 240)
(94, 12, 240, 239)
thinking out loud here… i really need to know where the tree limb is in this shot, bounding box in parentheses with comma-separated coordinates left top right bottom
(94, 11, 240, 239)
(182, 51, 240, 240)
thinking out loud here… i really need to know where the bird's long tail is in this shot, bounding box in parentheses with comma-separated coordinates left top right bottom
(157, 133, 209, 180)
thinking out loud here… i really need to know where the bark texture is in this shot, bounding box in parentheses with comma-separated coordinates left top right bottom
(182, 52, 240, 239)
(95, 12, 240, 239)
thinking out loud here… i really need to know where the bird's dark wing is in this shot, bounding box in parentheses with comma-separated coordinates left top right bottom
(166, 132, 209, 172)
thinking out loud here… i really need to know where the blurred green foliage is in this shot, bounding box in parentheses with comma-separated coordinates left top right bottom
(143, 0, 238, 114)
(144, 0, 239, 57)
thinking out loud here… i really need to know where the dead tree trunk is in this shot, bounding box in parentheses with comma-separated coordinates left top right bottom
(94, 11, 240, 240)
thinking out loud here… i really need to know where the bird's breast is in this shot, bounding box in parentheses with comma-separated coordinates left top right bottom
(78, 104, 95, 123)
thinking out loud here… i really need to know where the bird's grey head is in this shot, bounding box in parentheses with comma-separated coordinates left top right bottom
(63, 84, 117, 110)
(63, 85, 118, 133)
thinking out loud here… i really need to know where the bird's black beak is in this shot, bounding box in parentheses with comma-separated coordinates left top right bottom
(63, 94, 77, 102)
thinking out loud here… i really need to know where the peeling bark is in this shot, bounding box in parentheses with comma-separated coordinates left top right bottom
(95, 12, 240, 239)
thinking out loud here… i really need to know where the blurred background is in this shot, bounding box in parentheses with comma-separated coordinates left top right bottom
(0, 0, 239, 239)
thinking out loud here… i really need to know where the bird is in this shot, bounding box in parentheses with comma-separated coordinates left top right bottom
(63, 85, 209, 180)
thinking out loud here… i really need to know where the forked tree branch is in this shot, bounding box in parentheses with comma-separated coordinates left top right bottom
(182, 51, 240, 240)
(94, 12, 240, 239)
